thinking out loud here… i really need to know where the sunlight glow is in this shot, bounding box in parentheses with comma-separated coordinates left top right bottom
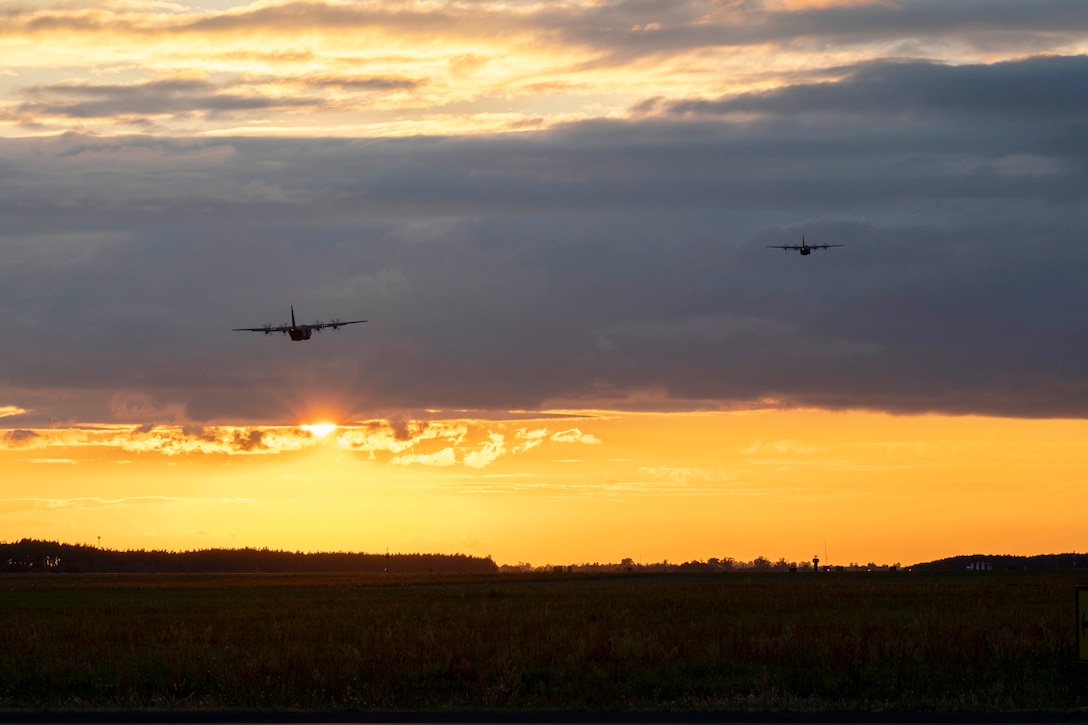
(301, 423, 337, 439)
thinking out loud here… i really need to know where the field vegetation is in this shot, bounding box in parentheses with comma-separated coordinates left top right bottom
(1, 570, 1086, 712)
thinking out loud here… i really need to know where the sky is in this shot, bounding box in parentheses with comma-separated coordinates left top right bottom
(2, 0, 1087, 567)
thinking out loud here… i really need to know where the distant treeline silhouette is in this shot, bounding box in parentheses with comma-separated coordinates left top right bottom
(499, 556, 901, 574)
(501, 553, 1087, 574)
(909, 552, 1086, 571)
(0, 539, 498, 574)
(5, 539, 1083, 575)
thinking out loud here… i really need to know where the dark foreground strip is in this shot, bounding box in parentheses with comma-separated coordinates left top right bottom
(0, 713, 1086, 724)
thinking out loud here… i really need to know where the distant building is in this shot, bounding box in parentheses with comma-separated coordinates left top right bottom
(966, 561, 992, 571)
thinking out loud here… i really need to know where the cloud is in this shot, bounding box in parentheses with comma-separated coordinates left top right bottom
(109, 393, 187, 424)
(659, 56, 1088, 121)
(2, 430, 38, 447)
(336, 421, 469, 456)
(17, 77, 315, 119)
(0, 420, 608, 466)
(347, 425, 530, 468)
(391, 447, 457, 467)
(6, 1, 1088, 136)
(0, 13, 1086, 424)
(0, 425, 314, 456)
(4, 94, 1088, 419)
(0, 406, 27, 418)
(513, 427, 549, 453)
(464, 432, 506, 468)
(228, 428, 265, 452)
(551, 428, 603, 445)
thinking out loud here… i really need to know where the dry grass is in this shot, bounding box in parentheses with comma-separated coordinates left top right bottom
(0, 570, 1085, 711)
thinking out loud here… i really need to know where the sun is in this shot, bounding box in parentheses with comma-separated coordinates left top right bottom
(301, 423, 337, 439)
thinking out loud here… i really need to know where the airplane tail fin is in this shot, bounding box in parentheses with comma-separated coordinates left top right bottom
(291, 305, 296, 328)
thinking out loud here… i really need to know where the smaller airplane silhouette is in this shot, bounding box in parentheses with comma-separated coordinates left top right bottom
(767, 236, 843, 255)
(233, 306, 366, 341)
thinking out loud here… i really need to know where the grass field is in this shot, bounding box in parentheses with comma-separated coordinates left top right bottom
(1, 570, 1086, 712)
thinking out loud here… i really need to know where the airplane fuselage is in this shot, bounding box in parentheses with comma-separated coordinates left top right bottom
(289, 328, 313, 341)
(799, 247, 812, 255)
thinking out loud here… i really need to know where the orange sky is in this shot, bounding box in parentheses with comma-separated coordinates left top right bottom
(4, 409, 1084, 566)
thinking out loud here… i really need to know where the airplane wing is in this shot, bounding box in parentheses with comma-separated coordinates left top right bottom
(765, 244, 844, 250)
(305, 319, 367, 331)
(232, 325, 290, 333)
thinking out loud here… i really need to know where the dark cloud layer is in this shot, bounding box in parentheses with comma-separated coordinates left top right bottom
(662, 56, 1088, 121)
(14, 75, 421, 125)
(18, 78, 319, 120)
(1, 54, 1087, 424)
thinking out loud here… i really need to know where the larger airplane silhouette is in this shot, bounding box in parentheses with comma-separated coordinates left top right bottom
(233, 306, 366, 341)
(767, 236, 843, 255)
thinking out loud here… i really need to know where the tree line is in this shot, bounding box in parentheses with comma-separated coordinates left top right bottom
(909, 552, 1085, 571)
(499, 556, 901, 574)
(0, 538, 498, 574)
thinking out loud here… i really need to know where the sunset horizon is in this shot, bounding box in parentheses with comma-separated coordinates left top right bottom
(5, 406, 1086, 568)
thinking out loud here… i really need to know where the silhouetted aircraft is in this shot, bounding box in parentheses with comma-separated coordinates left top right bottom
(767, 236, 843, 255)
(233, 306, 366, 341)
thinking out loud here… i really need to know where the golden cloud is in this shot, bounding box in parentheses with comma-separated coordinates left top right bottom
(6, 0, 1051, 137)
(0, 418, 598, 471)
(463, 432, 505, 468)
(551, 427, 602, 445)
(391, 447, 457, 467)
